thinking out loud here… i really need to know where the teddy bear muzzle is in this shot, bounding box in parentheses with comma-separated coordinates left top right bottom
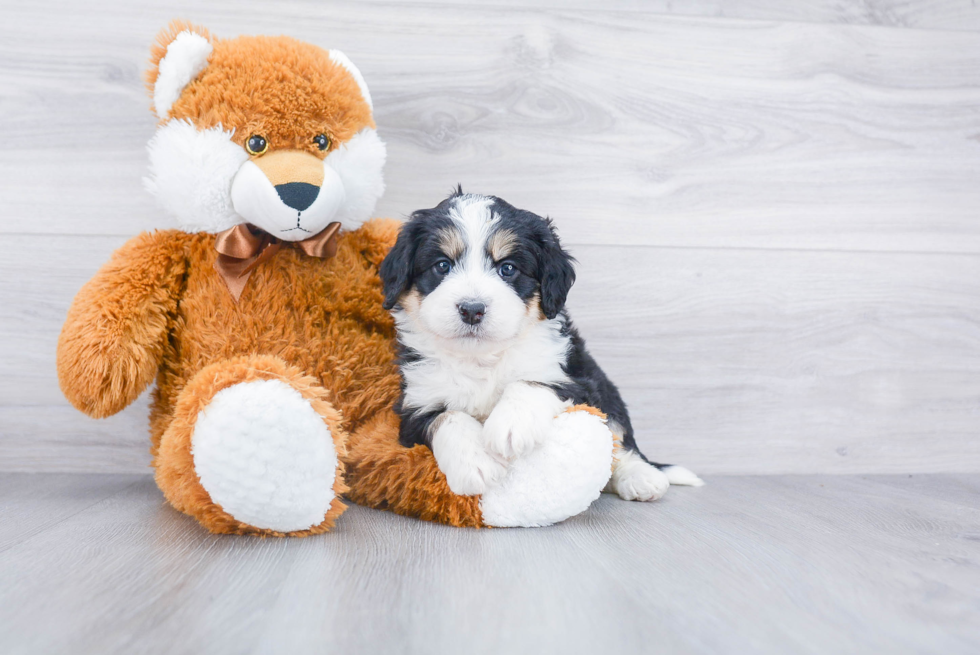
(231, 149, 347, 241)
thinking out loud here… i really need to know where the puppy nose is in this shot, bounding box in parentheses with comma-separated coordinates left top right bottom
(457, 301, 486, 325)
(275, 182, 320, 211)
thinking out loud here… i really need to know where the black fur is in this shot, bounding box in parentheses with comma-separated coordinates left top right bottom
(379, 195, 460, 310)
(393, 345, 442, 447)
(548, 314, 667, 467)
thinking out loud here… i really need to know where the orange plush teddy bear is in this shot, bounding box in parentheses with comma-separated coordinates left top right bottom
(56, 22, 614, 535)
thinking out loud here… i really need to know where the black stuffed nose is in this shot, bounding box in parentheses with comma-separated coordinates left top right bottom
(275, 182, 320, 211)
(457, 302, 486, 325)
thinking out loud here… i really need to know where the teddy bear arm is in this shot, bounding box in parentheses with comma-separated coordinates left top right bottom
(57, 230, 189, 418)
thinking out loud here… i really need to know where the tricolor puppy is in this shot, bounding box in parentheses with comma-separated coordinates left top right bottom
(380, 190, 703, 499)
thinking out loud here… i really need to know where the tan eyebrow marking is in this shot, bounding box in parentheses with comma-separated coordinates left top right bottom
(487, 229, 518, 261)
(437, 226, 466, 260)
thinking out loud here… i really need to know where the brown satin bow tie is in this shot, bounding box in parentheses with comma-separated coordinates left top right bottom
(213, 222, 342, 302)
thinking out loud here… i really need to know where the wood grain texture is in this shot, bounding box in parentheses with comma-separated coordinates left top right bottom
(2, 1, 979, 475)
(2, 1, 980, 253)
(0, 473, 977, 654)
(366, 0, 980, 32)
(3, 235, 977, 474)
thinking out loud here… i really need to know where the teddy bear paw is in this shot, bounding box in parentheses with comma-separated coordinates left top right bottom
(192, 379, 338, 532)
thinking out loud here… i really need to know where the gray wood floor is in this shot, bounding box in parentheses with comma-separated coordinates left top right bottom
(0, 472, 977, 654)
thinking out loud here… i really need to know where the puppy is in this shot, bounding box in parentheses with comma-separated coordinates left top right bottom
(380, 189, 703, 499)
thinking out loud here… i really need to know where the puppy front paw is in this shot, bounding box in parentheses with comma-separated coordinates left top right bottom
(483, 382, 568, 460)
(431, 411, 508, 496)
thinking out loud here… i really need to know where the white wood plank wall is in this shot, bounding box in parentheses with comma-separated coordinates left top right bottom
(1, 0, 978, 474)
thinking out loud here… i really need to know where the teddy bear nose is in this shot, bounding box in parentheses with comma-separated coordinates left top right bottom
(275, 182, 320, 211)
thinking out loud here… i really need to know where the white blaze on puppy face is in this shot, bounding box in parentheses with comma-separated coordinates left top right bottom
(416, 196, 530, 349)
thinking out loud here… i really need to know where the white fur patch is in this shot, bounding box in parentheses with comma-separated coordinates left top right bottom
(482, 381, 570, 459)
(154, 31, 212, 119)
(231, 159, 346, 241)
(329, 50, 373, 110)
(605, 448, 670, 501)
(661, 465, 705, 487)
(396, 315, 571, 419)
(144, 119, 248, 233)
(145, 122, 385, 236)
(325, 128, 387, 232)
(192, 379, 337, 532)
(480, 410, 613, 527)
(430, 411, 507, 495)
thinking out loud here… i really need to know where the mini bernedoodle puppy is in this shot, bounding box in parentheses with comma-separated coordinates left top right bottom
(380, 189, 703, 501)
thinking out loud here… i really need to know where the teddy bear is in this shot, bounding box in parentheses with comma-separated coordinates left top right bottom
(56, 21, 614, 535)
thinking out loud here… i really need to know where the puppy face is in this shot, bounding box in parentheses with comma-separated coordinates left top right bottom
(381, 192, 576, 351)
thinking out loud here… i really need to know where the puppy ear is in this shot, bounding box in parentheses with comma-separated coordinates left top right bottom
(146, 21, 214, 119)
(380, 226, 415, 310)
(538, 222, 576, 320)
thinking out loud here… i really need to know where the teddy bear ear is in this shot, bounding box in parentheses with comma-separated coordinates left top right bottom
(328, 50, 373, 111)
(145, 20, 215, 119)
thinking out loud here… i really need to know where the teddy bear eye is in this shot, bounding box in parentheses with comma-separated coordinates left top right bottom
(313, 134, 332, 151)
(245, 135, 268, 156)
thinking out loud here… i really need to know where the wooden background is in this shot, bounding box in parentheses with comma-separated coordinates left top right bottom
(2, 0, 979, 475)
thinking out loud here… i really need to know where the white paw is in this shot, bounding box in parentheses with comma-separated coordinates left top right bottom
(431, 411, 507, 496)
(482, 382, 568, 460)
(607, 449, 670, 502)
(192, 379, 337, 532)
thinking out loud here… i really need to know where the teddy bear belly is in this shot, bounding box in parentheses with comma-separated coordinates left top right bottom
(149, 246, 400, 449)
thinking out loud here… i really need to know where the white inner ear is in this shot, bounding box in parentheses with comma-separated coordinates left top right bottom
(154, 31, 213, 119)
(328, 49, 373, 110)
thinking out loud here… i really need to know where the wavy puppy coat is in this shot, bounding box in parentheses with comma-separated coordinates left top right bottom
(380, 190, 703, 501)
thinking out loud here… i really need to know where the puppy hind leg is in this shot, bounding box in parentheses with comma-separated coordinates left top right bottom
(605, 447, 670, 502)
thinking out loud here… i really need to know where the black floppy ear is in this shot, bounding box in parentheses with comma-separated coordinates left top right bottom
(538, 221, 576, 320)
(380, 226, 415, 310)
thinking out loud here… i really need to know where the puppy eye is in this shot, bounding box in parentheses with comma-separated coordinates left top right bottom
(245, 135, 268, 156)
(313, 134, 332, 151)
(434, 260, 452, 275)
(498, 262, 516, 278)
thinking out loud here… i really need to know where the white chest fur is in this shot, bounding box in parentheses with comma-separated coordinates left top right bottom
(397, 315, 571, 420)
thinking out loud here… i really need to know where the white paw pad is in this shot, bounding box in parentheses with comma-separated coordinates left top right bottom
(192, 379, 337, 532)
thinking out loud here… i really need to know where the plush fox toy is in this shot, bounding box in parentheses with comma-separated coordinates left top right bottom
(56, 22, 613, 535)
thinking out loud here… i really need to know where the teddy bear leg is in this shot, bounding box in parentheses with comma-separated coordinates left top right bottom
(479, 406, 615, 528)
(153, 355, 348, 536)
(342, 409, 486, 528)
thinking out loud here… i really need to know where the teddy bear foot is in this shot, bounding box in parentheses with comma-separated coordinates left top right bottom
(154, 355, 348, 536)
(192, 379, 338, 532)
(478, 407, 614, 528)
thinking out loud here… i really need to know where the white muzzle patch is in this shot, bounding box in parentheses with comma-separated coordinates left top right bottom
(230, 161, 346, 241)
